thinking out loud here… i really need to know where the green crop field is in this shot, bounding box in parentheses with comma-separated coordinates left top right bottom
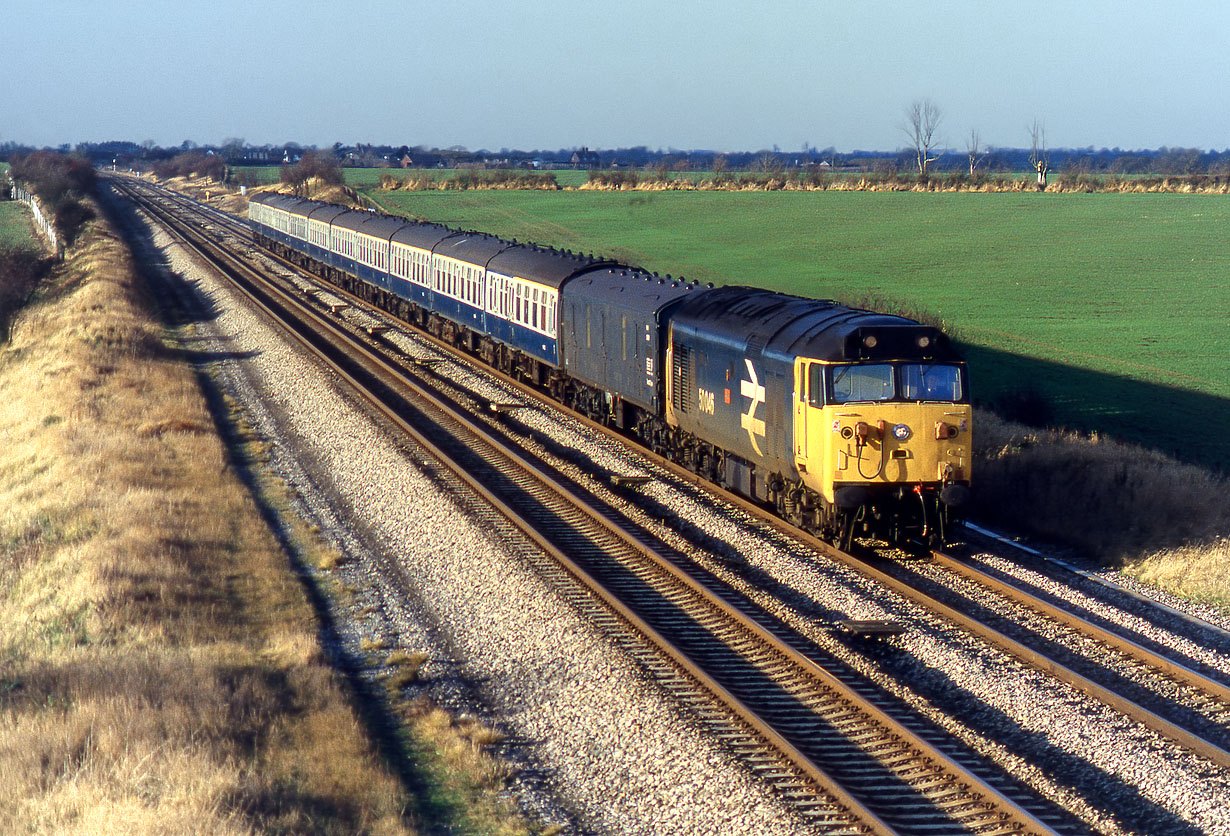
(365, 188, 1230, 470)
(0, 202, 37, 250)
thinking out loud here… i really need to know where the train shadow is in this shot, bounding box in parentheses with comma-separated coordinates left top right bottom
(961, 342, 1230, 476)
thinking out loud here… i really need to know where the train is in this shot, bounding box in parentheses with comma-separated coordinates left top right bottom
(248, 192, 971, 548)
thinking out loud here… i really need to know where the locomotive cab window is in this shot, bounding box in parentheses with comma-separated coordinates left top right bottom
(828, 362, 964, 404)
(831, 364, 894, 403)
(900, 363, 963, 401)
(807, 363, 825, 407)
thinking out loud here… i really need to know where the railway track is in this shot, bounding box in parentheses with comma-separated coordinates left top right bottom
(111, 176, 1078, 835)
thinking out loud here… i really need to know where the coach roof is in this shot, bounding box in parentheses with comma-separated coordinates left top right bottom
(256, 193, 314, 214)
(332, 211, 410, 240)
(487, 244, 610, 289)
(390, 221, 456, 251)
(434, 230, 510, 265)
(306, 204, 349, 225)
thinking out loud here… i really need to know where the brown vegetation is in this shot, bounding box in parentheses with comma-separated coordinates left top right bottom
(378, 170, 559, 191)
(0, 199, 412, 833)
(282, 150, 345, 198)
(0, 246, 49, 341)
(581, 169, 1230, 194)
(973, 411, 1230, 587)
(9, 151, 97, 245)
(0, 198, 540, 834)
(153, 150, 227, 183)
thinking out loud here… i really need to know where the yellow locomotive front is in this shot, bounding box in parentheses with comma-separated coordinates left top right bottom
(794, 355, 971, 547)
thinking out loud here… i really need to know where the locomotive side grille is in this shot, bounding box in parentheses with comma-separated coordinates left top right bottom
(672, 343, 691, 413)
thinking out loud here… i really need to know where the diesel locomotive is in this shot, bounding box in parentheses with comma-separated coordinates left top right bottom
(249, 192, 971, 547)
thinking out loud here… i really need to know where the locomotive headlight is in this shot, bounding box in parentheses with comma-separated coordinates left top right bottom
(891, 423, 911, 441)
(917, 335, 932, 349)
(863, 335, 878, 348)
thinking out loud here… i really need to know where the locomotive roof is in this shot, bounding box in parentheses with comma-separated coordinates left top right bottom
(670, 285, 960, 363)
(565, 266, 708, 314)
(487, 244, 610, 289)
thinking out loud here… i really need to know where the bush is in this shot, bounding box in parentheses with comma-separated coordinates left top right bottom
(587, 169, 640, 190)
(9, 151, 95, 207)
(153, 151, 226, 183)
(0, 245, 49, 341)
(281, 151, 344, 197)
(52, 197, 94, 246)
(973, 411, 1230, 563)
(9, 151, 97, 250)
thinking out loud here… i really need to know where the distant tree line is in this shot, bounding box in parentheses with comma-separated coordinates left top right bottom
(8, 138, 1230, 180)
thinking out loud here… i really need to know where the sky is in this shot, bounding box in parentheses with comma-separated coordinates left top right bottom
(6, 0, 1230, 153)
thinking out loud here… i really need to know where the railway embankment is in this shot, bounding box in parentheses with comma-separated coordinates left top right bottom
(0, 192, 487, 833)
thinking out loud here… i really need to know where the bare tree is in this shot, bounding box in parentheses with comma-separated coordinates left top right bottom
(220, 137, 246, 162)
(1029, 119, 1050, 190)
(902, 99, 943, 175)
(965, 129, 988, 176)
(280, 150, 344, 198)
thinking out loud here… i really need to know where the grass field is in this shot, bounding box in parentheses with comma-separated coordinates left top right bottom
(0, 202, 37, 250)
(366, 189, 1230, 470)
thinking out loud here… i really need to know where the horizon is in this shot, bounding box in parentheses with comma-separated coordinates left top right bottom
(31, 138, 1230, 158)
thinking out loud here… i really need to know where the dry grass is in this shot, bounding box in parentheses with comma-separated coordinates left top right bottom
(379, 171, 559, 192)
(579, 171, 1230, 193)
(396, 699, 529, 836)
(973, 410, 1230, 604)
(0, 200, 417, 834)
(1122, 539, 1230, 606)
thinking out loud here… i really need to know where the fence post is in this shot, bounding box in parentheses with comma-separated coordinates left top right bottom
(11, 182, 61, 257)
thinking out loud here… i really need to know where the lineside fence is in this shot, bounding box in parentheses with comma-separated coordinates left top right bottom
(9, 182, 61, 256)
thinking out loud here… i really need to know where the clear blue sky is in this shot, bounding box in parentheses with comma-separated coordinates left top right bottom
(7, 0, 1229, 153)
